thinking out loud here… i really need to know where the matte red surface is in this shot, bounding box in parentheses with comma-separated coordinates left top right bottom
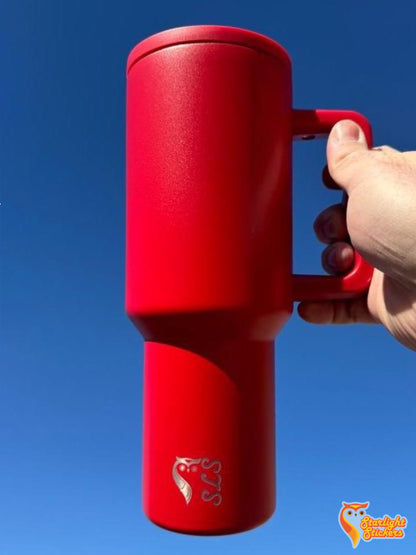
(125, 25, 373, 535)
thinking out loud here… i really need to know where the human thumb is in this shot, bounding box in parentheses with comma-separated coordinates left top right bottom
(327, 120, 370, 194)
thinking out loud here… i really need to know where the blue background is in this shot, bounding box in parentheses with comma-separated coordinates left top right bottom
(1, 0, 415, 553)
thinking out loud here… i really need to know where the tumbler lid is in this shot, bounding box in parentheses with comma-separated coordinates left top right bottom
(127, 25, 291, 74)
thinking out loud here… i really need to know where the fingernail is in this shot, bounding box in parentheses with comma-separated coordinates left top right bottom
(333, 120, 362, 143)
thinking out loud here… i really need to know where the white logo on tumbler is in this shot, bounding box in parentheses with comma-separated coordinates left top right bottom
(172, 456, 223, 506)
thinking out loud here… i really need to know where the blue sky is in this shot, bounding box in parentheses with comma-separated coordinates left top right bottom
(1, 0, 416, 553)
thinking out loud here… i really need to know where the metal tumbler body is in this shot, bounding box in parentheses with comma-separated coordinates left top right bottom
(125, 26, 373, 535)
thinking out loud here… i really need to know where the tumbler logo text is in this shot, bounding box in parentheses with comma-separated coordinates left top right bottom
(172, 457, 222, 506)
(339, 501, 407, 548)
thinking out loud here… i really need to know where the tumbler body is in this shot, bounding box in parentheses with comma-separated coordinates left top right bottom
(126, 26, 293, 534)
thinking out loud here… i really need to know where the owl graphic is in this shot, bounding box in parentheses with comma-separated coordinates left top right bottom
(339, 501, 369, 548)
(172, 457, 202, 504)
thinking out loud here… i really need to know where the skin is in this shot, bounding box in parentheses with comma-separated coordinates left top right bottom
(297, 120, 416, 351)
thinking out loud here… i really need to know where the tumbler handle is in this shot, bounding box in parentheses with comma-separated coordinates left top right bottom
(291, 109, 373, 302)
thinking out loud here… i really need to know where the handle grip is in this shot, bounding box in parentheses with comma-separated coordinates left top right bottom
(292, 109, 374, 302)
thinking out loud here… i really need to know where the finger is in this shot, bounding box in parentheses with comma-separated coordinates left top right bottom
(313, 204, 348, 244)
(321, 242, 354, 275)
(327, 120, 370, 194)
(297, 297, 376, 324)
(322, 165, 340, 190)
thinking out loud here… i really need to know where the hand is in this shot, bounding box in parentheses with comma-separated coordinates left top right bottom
(297, 119, 416, 351)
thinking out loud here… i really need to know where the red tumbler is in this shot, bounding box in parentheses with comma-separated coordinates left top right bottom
(125, 25, 373, 535)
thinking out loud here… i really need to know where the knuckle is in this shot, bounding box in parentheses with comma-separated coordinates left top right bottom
(332, 149, 365, 172)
